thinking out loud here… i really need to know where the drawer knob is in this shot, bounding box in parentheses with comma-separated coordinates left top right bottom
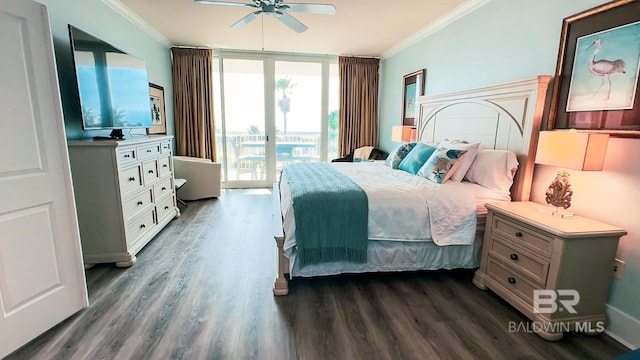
(161, 187, 167, 191)
(137, 201, 143, 206)
(129, 177, 136, 182)
(510, 253, 519, 261)
(508, 277, 516, 284)
(515, 232, 523, 238)
(124, 154, 130, 158)
(140, 224, 146, 229)
(147, 149, 152, 153)
(164, 206, 169, 210)
(163, 164, 168, 168)
(148, 170, 154, 174)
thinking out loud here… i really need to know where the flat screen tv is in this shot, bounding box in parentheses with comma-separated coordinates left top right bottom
(69, 25, 152, 138)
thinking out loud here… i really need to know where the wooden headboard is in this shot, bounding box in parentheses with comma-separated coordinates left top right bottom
(416, 76, 551, 202)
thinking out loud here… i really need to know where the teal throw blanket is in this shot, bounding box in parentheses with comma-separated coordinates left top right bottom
(282, 162, 368, 267)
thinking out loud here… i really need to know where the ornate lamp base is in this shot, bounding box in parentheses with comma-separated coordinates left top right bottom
(545, 169, 574, 216)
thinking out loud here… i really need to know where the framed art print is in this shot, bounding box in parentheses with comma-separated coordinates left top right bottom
(402, 69, 426, 126)
(149, 83, 166, 134)
(548, 0, 640, 137)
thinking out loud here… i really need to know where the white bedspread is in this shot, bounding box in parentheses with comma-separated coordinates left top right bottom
(280, 162, 478, 253)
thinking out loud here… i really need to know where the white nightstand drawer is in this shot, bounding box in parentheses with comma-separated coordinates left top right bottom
(490, 238, 549, 286)
(487, 255, 537, 305)
(492, 215, 552, 257)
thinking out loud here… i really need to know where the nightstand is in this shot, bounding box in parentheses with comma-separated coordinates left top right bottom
(473, 201, 626, 341)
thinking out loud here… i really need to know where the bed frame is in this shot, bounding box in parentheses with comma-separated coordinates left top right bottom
(272, 76, 551, 295)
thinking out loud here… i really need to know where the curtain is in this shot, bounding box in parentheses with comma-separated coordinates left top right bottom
(338, 56, 379, 157)
(171, 47, 217, 161)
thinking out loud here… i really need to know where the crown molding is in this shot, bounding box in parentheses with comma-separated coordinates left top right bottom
(382, 0, 491, 59)
(102, 0, 173, 48)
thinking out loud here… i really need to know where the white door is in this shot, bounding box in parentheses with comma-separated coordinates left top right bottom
(0, 0, 89, 357)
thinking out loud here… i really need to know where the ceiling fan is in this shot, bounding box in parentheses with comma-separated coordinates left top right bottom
(194, 0, 336, 33)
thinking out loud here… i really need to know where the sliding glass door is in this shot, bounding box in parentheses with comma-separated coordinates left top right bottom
(217, 59, 267, 184)
(274, 61, 321, 178)
(214, 52, 338, 188)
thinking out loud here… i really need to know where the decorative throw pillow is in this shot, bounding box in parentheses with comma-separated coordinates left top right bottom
(398, 143, 438, 175)
(417, 148, 467, 183)
(384, 142, 416, 169)
(438, 140, 481, 182)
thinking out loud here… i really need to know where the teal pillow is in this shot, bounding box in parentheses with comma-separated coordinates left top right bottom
(398, 143, 438, 174)
(384, 142, 416, 169)
(417, 148, 467, 183)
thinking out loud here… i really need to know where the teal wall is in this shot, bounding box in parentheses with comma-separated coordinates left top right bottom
(379, 0, 640, 343)
(38, 0, 173, 139)
(379, 0, 611, 151)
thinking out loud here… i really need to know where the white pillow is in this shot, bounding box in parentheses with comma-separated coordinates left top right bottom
(438, 140, 481, 182)
(464, 149, 519, 196)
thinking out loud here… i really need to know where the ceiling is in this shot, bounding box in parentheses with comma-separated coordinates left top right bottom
(115, 0, 482, 57)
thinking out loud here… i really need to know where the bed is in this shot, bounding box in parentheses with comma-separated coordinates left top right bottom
(272, 76, 551, 295)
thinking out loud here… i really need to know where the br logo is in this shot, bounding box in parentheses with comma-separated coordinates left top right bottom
(533, 290, 580, 314)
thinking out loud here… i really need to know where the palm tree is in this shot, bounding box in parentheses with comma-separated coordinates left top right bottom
(275, 77, 295, 135)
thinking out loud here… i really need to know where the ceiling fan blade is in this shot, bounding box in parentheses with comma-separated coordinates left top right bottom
(274, 11, 308, 33)
(282, 3, 336, 15)
(231, 11, 261, 29)
(194, 0, 259, 8)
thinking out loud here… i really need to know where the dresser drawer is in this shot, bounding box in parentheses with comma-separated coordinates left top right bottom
(487, 256, 538, 305)
(153, 177, 173, 200)
(138, 143, 161, 159)
(119, 165, 143, 195)
(123, 188, 153, 222)
(117, 147, 137, 164)
(156, 195, 175, 221)
(161, 141, 172, 154)
(158, 156, 171, 177)
(491, 215, 552, 257)
(490, 238, 549, 286)
(126, 209, 156, 247)
(142, 160, 158, 185)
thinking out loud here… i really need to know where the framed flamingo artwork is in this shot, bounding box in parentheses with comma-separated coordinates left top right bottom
(548, 0, 640, 137)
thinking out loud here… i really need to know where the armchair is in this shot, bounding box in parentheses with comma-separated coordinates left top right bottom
(173, 156, 221, 200)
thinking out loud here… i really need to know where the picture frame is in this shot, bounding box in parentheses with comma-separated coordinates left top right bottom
(548, 0, 640, 137)
(149, 83, 166, 134)
(402, 69, 426, 126)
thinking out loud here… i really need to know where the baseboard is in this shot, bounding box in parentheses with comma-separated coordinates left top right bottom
(605, 304, 640, 350)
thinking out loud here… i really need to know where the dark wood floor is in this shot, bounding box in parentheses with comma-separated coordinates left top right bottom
(8, 189, 630, 360)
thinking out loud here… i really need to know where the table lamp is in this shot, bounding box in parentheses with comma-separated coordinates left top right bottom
(534, 130, 609, 216)
(392, 126, 416, 142)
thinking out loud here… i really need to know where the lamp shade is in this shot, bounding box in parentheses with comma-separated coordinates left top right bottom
(392, 126, 416, 142)
(535, 130, 609, 171)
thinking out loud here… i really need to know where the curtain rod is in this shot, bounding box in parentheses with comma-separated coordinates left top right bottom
(340, 55, 380, 59)
(172, 45, 213, 50)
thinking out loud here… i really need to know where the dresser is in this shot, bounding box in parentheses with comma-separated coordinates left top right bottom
(68, 136, 180, 267)
(473, 201, 626, 341)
